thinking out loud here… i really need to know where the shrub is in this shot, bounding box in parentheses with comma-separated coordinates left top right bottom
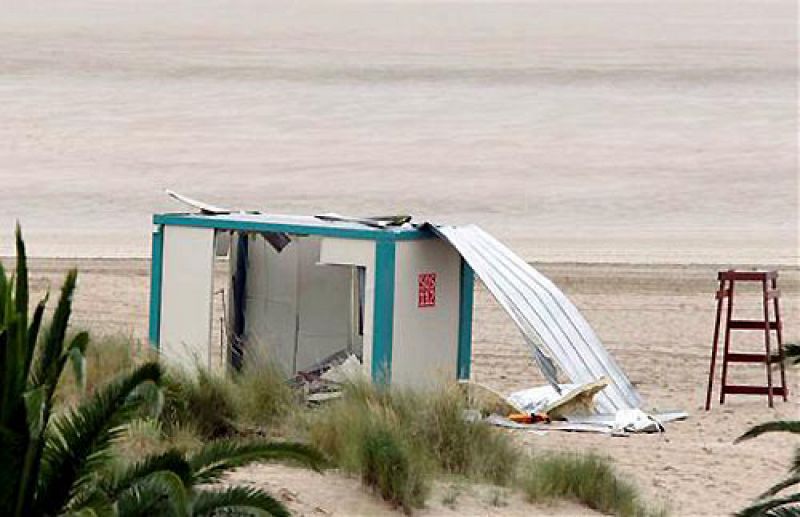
(412, 384, 518, 485)
(114, 417, 167, 463)
(234, 358, 296, 429)
(519, 452, 662, 517)
(55, 333, 145, 406)
(307, 382, 432, 511)
(160, 368, 239, 439)
(306, 380, 522, 509)
(361, 426, 429, 512)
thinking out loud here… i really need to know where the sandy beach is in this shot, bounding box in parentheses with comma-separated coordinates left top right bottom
(16, 257, 799, 515)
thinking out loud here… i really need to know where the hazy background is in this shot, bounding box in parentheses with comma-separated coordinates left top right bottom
(1, 0, 796, 263)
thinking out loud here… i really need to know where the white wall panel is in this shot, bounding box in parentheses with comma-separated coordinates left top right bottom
(391, 239, 461, 388)
(160, 226, 215, 370)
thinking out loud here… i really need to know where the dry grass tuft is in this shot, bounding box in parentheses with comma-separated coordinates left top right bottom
(305, 380, 519, 510)
(56, 331, 665, 516)
(160, 368, 239, 439)
(233, 357, 296, 429)
(519, 452, 665, 517)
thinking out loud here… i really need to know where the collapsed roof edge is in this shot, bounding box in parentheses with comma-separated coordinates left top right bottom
(428, 223, 643, 413)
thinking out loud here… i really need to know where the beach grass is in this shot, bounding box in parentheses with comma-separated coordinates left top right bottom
(234, 356, 297, 430)
(304, 380, 520, 509)
(519, 452, 665, 517)
(161, 367, 240, 439)
(57, 332, 664, 515)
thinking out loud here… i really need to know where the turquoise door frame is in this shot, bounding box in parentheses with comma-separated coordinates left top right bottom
(148, 224, 164, 348)
(457, 259, 475, 380)
(371, 239, 396, 384)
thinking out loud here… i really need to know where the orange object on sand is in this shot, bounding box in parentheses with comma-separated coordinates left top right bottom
(508, 413, 551, 424)
(508, 413, 533, 424)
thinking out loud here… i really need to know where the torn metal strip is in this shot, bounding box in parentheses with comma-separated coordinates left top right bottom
(431, 224, 643, 413)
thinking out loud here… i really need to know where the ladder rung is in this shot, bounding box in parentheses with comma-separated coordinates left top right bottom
(718, 271, 778, 281)
(766, 289, 781, 300)
(716, 288, 730, 300)
(729, 320, 780, 330)
(726, 353, 782, 364)
(723, 385, 786, 396)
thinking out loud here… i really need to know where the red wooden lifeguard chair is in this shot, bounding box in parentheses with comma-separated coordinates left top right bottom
(705, 270, 787, 410)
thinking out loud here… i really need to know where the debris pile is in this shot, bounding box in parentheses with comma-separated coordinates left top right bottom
(292, 353, 364, 404)
(462, 378, 686, 436)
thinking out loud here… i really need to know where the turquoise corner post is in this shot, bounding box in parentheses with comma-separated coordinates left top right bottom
(457, 259, 474, 379)
(372, 238, 396, 384)
(148, 224, 164, 349)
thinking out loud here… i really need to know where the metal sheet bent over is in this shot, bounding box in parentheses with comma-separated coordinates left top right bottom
(431, 224, 643, 413)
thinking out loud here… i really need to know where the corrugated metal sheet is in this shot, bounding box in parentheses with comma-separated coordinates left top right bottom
(431, 224, 643, 413)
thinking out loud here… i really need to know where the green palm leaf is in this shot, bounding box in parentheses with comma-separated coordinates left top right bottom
(65, 331, 90, 391)
(113, 470, 189, 517)
(22, 386, 46, 437)
(0, 261, 7, 322)
(101, 449, 192, 500)
(787, 447, 800, 475)
(760, 473, 800, 499)
(191, 485, 289, 517)
(35, 362, 162, 515)
(31, 268, 77, 394)
(189, 440, 327, 484)
(25, 297, 47, 375)
(762, 508, 800, 517)
(785, 344, 800, 366)
(736, 421, 800, 443)
(14, 223, 28, 330)
(737, 492, 800, 517)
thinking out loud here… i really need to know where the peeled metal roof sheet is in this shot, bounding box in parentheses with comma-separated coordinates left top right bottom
(432, 224, 643, 413)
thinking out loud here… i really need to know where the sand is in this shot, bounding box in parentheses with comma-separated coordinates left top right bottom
(17, 257, 799, 516)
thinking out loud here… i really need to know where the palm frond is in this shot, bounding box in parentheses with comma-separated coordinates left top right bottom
(100, 449, 191, 499)
(737, 492, 800, 517)
(68, 509, 101, 517)
(189, 440, 327, 484)
(785, 344, 800, 365)
(24, 297, 47, 376)
(65, 331, 89, 391)
(790, 447, 800, 475)
(22, 386, 46, 437)
(760, 473, 800, 499)
(191, 485, 289, 517)
(14, 223, 28, 329)
(1, 312, 26, 427)
(129, 380, 164, 419)
(31, 268, 77, 393)
(113, 470, 189, 517)
(64, 489, 114, 517)
(0, 261, 7, 323)
(736, 421, 800, 443)
(764, 508, 800, 517)
(34, 362, 162, 515)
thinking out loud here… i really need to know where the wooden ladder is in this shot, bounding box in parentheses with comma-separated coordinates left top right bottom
(705, 270, 787, 410)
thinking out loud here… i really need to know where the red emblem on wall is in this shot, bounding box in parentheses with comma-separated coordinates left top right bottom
(418, 273, 437, 308)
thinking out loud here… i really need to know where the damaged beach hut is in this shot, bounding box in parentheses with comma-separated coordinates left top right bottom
(148, 210, 643, 414)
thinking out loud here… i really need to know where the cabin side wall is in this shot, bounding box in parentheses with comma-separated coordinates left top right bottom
(391, 239, 461, 388)
(158, 225, 215, 369)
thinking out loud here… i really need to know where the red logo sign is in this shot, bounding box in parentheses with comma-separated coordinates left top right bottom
(418, 273, 437, 308)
